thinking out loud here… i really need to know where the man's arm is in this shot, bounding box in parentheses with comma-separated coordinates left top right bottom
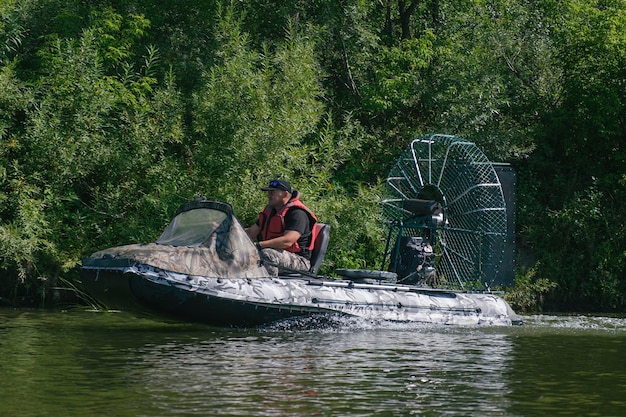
(258, 230, 302, 250)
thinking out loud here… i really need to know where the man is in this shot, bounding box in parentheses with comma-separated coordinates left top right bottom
(246, 179, 317, 276)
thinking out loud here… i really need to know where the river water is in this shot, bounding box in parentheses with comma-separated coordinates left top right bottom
(1, 309, 625, 417)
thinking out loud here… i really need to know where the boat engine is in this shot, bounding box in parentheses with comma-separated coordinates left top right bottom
(396, 236, 436, 285)
(382, 198, 443, 286)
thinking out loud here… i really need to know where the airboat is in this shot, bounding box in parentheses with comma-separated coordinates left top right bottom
(80, 134, 522, 326)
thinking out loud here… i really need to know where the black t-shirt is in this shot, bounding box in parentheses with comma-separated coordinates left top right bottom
(285, 208, 312, 259)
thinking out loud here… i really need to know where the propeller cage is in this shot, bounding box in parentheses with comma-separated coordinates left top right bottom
(381, 135, 508, 291)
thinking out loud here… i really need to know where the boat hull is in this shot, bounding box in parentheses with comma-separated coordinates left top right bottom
(80, 262, 522, 327)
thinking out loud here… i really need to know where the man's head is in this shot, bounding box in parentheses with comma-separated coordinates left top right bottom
(261, 179, 292, 209)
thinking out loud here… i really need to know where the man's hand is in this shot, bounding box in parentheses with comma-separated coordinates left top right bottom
(261, 230, 302, 250)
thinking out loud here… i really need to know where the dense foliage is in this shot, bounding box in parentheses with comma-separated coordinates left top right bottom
(0, 0, 624, 312)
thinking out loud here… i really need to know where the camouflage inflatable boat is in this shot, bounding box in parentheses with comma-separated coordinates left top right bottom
(80, 135, 522, 327)
(80, 198, 520, 326)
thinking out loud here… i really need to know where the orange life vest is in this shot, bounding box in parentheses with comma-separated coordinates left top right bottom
(257, 192, 318, 254)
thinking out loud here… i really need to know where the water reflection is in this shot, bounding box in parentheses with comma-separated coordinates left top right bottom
(505, 316, 626, 417)
(1, 309, 625, 416)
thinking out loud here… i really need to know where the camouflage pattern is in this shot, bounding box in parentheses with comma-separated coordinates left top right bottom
(88, 201, 270, 279)
(82, 263, 520, 326)
(259, 248, 310, 276)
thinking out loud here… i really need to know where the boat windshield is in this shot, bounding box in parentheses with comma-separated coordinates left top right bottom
(156, 208, 227, 247)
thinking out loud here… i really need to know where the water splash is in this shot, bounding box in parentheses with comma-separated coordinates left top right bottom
(519, 314, 626, 334)
(259, 312, 626, 335)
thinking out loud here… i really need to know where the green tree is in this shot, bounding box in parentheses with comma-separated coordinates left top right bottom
(1, 7, 186, 303)
(518, 0, 626, 310)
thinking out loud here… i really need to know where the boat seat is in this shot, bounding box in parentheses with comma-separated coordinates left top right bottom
(309, 223, 330, 275)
